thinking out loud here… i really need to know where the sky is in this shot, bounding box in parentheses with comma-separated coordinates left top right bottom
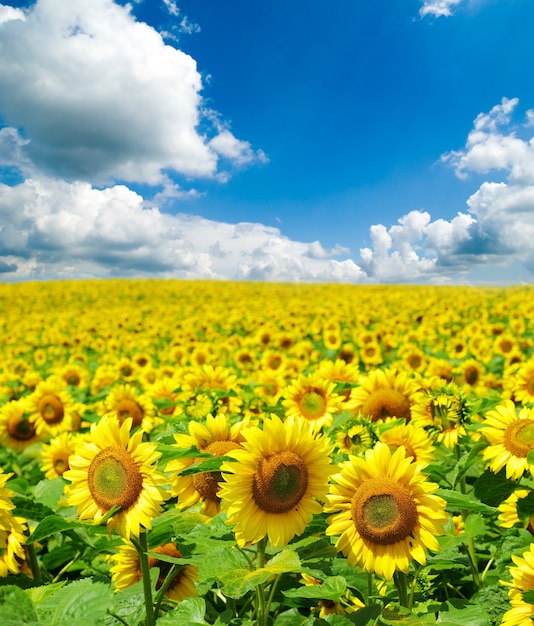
(1, 0, 534, 285)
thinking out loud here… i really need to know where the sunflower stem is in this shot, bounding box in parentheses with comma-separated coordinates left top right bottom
(153, 563, 178, 620)
(26, 542, 41, 585)
(133, 532, 155, 626)
(393, 570, 410, 608)
(255, 537, 268, 626)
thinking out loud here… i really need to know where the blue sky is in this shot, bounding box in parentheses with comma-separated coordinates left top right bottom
(0, 0, 534, 283)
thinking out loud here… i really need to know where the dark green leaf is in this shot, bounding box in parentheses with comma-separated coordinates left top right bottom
(516, 491, 534, 519)
(155, 597, 208, 626)
(179, 456, 227, 476)
(473, 469, 519, 507)
(0, 585, 39, 625)
(436, 489, 496, 515)
(27, 515, 88, 543)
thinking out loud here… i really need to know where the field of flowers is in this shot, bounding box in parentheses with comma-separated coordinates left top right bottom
(1, 278, 534, 625)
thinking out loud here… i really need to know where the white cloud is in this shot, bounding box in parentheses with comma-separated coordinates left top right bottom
(0, 177, 362, 282)
(419, 0, 464, 18)
(358, 98, 534, 283)
(0, 0, 261, 185)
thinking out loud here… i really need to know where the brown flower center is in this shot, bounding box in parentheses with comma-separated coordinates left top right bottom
(361, 388, 411, 422)
(38, 393, 65, 424)
(351, 478, 418, 545)
(504, 419, 534, 458)
(192, 440, 242, 501)
(88, 446, 143, 511)
(252, 450, 309, 513)
(116, 399, 144, 428)
(7, 412, 36, 441)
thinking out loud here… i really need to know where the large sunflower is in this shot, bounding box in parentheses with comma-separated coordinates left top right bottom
(325, 442, 447, 581)
(480, 400, 534, 480)
(501, 543, 534, 626)
(219, 414, 334, 547)
(350, 369, 423, 423)
(166, 413, 253, 517)
(64, 414, 168, 539)
(110, 539, 198, 602)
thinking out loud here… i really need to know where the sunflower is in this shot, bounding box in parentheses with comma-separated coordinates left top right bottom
(0, 398, 42, 451)
(219, 414, 334, 547)
(103, 384, 157, 433)
(0, 515, 28, 577)
(411, 388, 469, 449)
(0, 469, 16, 519)
(56, 362, 90, 389)
(350, 368, 423, 423)
(501, 543, 534, 626)
(498, 490, 533, 530)
(282, 373, 344, 430)
(166, 413, 253, 517)
(110, 539, 198, 602)
(64, 414, 168, 539)
(378, 420, 435, 466)
(41, 431, 81, 480)
(325, 442, 447, 581)
(480, 401, 534, 480)
(336, 421, 377, 456)
(512, 361, 534, 406)
(26, 377, 76, 436)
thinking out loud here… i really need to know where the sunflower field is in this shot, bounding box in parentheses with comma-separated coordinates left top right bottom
(2, 279, 534, 626)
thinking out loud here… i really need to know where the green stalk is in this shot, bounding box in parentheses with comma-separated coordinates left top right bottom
(456, 447, 481, 591)
(26, 542, 42, 585)
(153, 563, 178, 620)
(393, 570, 410, 608)
(255, 537, 268, 626)
(132, 533, 155, 626)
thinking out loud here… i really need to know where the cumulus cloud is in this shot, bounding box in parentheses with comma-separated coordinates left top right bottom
(419, 0, 464, 18)
(0, 177, 362, 282)
(0, 0, 262, 185)
(358, 98, 534, 283)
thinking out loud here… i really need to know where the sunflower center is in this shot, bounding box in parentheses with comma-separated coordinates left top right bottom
(384, 437, 416, 460)
(7, 413, 36, 441)
(361, 388, 411, 422)
(526, 375, 534, 397)
(88, 446, 143, 511)
(192, 440, 242, 501)
(298, 389, 327, 420)
(53, 453, 70, 476)
(252, 450, 309, 513)
(504, 420, 534, 458)
(351, 478, 417, 545)
(116, 399, 144, 428)
(38, 394, 65, 424)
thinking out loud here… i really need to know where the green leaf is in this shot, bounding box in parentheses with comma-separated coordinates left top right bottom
(0, 585, 40, 625)
(25, 582, 67, 606)
(274, 608, 310, 626)
(516, 490, 534, 519)
(36, 578, 114, 626)
(27, 514, 87, 543)
(157, 444, 211, 465)
(378, 604, 428, 625)
(155, 597, 209, 626)
(11, 496, 55, 522)
(436, 599, 488, 626)
(197, 545, 250, 582)
(473, 469, 519, 507)
(179, 455, 227, 476)
(33, 478, 66, 510)
(436, 489, 497, 515)
(218, 549, 302, 599)
(284, 576, 347, 601)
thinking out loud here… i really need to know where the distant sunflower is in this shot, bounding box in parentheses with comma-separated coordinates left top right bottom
(64, 414, 167, 539)
(104, 384, 157, 433)
(283, 373, 344, 429)
(480, 401, 534, 480)
(26, 377, 75, 436)
(501, 543, 534, 626)
(110, 539, 198, 602)
(166, 413, 253, 517)
(379, 420, 435, 466)
(219, 414, 334, 547)
(411, 388, 469, 449)
(326, 442, 447, 581)
(0, 399, 42, 451)
(41, 432, 80, 479)
(336, 422, 377, 456)
(350, 369, 423, 423)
